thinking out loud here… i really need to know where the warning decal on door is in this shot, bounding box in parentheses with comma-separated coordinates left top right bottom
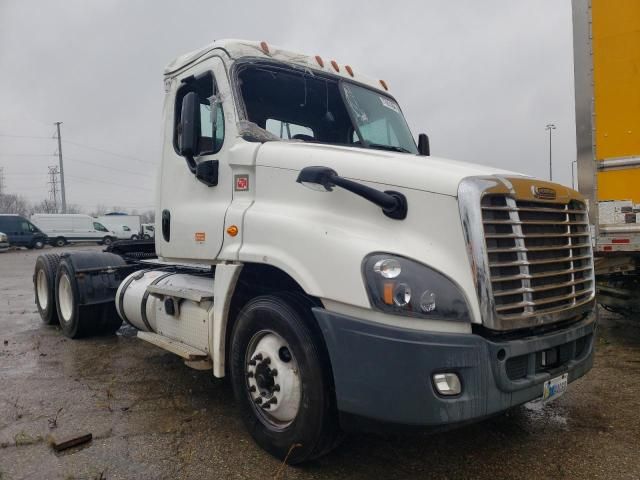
(195, 232, 206, 243)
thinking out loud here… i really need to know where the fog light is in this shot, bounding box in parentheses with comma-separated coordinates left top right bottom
(433, 373, 461, 396)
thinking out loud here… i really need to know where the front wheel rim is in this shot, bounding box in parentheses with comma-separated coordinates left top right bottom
(36, 269, 48, 310)
(58, 273, 74, 323)
(245, 330, 301, 429)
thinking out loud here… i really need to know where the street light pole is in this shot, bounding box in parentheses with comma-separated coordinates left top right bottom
(571, 160, 577, 190)
(545, 123, 556, 181)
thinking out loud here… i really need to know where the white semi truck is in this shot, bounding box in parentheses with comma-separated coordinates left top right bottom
(33, 40, 596, 463)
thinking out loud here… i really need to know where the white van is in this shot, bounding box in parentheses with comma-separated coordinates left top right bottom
(96, 214, 141, 240)
(30, 214, 116, 247)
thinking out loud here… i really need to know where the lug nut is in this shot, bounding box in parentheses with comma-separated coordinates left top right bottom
(268, 397, 278, 405)
(270, 368, 278, 377)
(253, 354, 263, 361)
(247, 371, 254, 378)
(248, 360, 256, 366)
(273, 384, 280, 392)
(262, 403, 271, 410)
(249, 385, 256, 392)
(263, 357, 271, 365)
(255, 398, 263, 405)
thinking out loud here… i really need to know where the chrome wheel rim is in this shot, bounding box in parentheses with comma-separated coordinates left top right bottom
(58, 273, 73, 323)
(36, 269, 48, 310)
(245, 330, 301, 428)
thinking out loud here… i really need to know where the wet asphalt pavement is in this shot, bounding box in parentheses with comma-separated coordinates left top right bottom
(1, 246, 639, 479)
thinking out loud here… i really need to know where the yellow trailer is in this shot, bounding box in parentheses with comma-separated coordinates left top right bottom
(573, 0, 640, 312)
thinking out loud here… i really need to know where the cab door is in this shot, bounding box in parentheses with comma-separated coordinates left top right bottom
(157, 56, 233, 262)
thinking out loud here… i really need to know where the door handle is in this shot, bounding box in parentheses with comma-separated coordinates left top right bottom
(162, 210, 171, 242)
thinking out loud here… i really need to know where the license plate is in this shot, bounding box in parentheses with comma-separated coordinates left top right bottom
(542, 373, 568, 402)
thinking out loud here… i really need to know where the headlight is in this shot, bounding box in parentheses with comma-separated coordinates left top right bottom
(0, 234, 6, 242)
(363, 253, 471, 321)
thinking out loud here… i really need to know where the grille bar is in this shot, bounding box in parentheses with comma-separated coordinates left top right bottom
(485, 232, 590, 239)
(487, 243, 591, 253)
(481, 195, 594, 321)
(493, 277, 592, 297)
(491, 265, 593, 282)
(495, 290, 591, 312)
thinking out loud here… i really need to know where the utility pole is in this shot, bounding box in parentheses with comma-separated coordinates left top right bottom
(48, 166, 60, 212)
(545, 123, 556, 181)
(0, 166, 4, 195)
(54, 122, 67, 213)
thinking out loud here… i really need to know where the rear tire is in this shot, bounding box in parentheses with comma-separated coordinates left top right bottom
(131, 235, 139, 240)
(143, 234, 151, 240)
(55, 258, 122, 338)
(34, 253, 61, 325)
(230, 294, 340, 464)
(54, 237, 66, 248)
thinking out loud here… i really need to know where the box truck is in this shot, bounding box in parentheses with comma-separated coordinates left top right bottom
(572, 0, 640, 313)
(31, 214, 116, 246)
(33, 40, 596, 463)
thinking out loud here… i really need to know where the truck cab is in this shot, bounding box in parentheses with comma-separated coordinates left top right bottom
(35, 40, 597, 464)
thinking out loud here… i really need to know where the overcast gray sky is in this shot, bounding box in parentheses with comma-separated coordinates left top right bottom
(0, 0, 577, 212)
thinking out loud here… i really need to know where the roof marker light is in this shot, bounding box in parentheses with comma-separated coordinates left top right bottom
(379, 79, 389, 91)
(330, 60, 340, 72)
(315, 55, 324, 67)
(345, 65, 354, 77)
(260, 41, 270, 54)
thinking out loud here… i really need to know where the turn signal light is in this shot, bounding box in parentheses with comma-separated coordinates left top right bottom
(226, 225, 239, 237)
(379, 79, 389, 91)
(260, 41, 270, 54)
(330, 60, 340, 72)
(345, 65, 354, 77)
(315, 55, 324, 67)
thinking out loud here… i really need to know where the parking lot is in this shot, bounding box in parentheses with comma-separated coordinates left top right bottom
(0, 245, 639, 479)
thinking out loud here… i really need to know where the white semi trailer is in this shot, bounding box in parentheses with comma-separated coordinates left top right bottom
(33, 40, 596, 463)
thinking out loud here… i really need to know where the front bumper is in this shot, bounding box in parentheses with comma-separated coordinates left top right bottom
(0, 241, 9, 251)
(314, 308, 596, 428)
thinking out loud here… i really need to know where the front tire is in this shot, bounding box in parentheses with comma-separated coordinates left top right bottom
(32, 239, 45, 249)
(34, 253, 61, 325)
(102, 236, 114, 246)
(230, 295, 340, 464)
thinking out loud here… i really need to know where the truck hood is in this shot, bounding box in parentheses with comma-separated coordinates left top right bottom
(255, 142, 525, 196)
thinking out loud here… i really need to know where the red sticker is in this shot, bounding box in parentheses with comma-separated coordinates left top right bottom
(235, 175, 249, 191)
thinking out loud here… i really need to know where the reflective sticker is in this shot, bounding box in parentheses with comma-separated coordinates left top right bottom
(380, 96, 400, 114)
(235, 174, 249, 191)
(195, 232, 205, 243)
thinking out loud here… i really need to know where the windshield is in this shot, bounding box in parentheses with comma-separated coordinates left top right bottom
(237, 62, 418, 154)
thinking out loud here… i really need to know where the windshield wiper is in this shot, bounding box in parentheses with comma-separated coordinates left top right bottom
(367, 143, 413, 154)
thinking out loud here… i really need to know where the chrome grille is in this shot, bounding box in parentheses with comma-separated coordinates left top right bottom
(481, 195, 594, 320)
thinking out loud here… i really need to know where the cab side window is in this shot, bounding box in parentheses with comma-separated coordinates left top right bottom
(174, 72, 224, 157)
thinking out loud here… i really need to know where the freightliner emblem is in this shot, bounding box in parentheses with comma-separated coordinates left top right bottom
(532, 186, 557, 200)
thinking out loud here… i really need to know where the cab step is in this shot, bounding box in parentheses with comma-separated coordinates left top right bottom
(137, 331, 209, 360)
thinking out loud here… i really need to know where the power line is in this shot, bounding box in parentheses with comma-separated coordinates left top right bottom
(63, 139, 156, 165)
(0, 153, 55, 157)
(65, 156, 152, 178)
(66, 174, 153, 191)
(0, 134, 53, 139)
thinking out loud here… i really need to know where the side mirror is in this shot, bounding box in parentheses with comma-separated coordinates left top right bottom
(418, 133, 430, 156)
(297, 166, 408, 220)
(179, 91, 201, 172)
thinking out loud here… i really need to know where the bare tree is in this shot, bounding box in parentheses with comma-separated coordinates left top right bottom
(31, 199, 59, 214)
(0, 193, 30, 216)
(139, 210, 155, 224)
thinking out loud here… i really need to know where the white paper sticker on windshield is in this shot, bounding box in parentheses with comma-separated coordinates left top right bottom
(380, 96, 400, 114)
